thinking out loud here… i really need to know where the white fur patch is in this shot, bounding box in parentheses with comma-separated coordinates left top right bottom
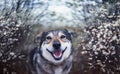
(54, 67, 62, 74)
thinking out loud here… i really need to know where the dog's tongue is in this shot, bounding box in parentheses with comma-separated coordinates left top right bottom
(53, 51, 62, 58)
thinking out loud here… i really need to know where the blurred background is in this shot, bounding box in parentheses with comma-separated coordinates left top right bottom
(0, 0, 120, 74)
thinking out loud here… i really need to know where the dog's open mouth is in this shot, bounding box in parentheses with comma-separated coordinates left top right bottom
(53, 51, 62, 60)
(47, 47, 67, 60)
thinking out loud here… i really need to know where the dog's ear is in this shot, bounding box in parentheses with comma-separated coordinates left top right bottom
(68, 30, 77, 38)
(34, 32, 43, 48)
(65, 29, 77, 38)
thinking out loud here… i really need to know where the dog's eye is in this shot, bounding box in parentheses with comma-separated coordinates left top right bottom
(61, 35, 66, 39)
(46, 36, 52, 40)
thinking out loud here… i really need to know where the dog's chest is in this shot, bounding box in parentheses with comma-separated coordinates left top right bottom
(54, 67, 62, 74)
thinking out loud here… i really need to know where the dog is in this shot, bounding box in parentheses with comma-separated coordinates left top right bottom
(29, 29, 76, 74)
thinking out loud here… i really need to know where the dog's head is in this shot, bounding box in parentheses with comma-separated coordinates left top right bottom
(35, 29, 76, 64)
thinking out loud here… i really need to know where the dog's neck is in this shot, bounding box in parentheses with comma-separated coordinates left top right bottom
(34, 52, 73, 74)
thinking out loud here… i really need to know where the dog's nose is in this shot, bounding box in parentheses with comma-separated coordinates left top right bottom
(53, 40, 61, 49)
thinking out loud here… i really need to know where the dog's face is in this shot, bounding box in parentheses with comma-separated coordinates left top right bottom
(35, 29, 75, 64)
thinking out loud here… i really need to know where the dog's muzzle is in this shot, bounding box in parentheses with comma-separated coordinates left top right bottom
(47, 40, 67, 60)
